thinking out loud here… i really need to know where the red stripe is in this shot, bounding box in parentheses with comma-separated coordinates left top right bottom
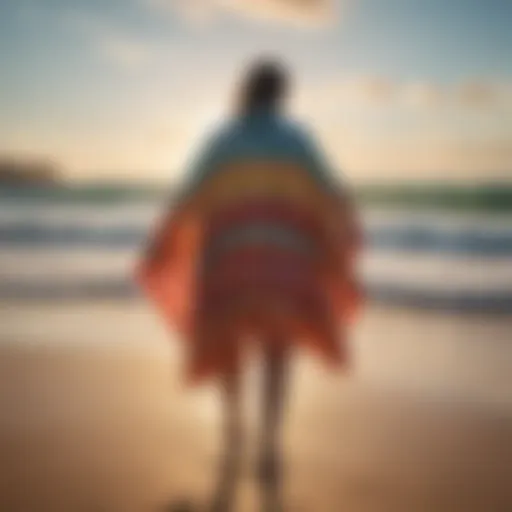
(200, 245, 320, 295)
(196, 284, 328, 325)
(203, 244, 316, 273)
(200, 258, 320, 303)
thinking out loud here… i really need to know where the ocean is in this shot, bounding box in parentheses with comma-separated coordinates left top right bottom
(0, 183, 510, 311)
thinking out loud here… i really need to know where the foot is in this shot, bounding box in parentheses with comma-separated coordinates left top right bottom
(257, 450, 285, 512)
(209, 448, 240, 512)
(257, 451, 281, 489)
(209, 492, 232, 512)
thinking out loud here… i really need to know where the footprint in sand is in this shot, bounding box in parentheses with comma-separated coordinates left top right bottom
(163, 499, 196, 512)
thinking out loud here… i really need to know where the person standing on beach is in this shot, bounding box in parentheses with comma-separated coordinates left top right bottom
(138, 58, 362, 512)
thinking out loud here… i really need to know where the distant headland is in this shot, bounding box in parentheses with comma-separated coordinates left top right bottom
(0, 157, 61, 185)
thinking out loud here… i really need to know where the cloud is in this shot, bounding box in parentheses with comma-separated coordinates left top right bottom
(297, 76, 397, 116)
(225, 0, 335, 26)
(295, 74, 512, 180)
(147, 0, 335, 27)
(322, 134, 512, 180)
(98, 35, 153, 71)
(63, 9, 154, 71)
(153, 0, 216, 25)
(347, 76, 396, 104)
(402, 82, 444, 108)
(456, 82, 499, 108)
(303, 75, 512, 113)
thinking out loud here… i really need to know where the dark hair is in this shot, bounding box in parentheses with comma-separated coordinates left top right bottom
(239, 59, 290, 116)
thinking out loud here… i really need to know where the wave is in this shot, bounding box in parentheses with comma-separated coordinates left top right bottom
(357, 182, 512, 213)
(0, 184, 167, 204)
(2, 204, 510, 230)
(1, 185, 511, 311)
(0, 222, 510, 256)
(1, 247, 510, 294)
(1, 181, 511, 211)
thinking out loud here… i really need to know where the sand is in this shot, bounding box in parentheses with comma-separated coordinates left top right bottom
(0, 302, 511, 511)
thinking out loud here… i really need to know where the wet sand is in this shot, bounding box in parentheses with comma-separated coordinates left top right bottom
(0, 302, 511, 511)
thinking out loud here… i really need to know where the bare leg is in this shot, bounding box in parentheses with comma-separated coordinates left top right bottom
(210, 368, 243, 512)
(258, 342, 290, 512)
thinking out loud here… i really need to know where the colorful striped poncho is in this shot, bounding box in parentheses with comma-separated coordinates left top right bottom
(136, 110, 362, 382)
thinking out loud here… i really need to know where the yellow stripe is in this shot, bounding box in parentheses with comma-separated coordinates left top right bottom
(191, 161, 338, 216)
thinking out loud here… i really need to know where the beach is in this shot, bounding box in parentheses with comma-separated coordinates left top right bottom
(1, 301, 511, 511)
(2, 0, 511, 508)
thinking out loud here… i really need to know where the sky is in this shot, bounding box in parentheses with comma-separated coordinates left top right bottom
(0, 0, 511, 183)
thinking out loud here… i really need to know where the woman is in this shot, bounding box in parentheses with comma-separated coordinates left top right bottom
(137, 59, 361, 512)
